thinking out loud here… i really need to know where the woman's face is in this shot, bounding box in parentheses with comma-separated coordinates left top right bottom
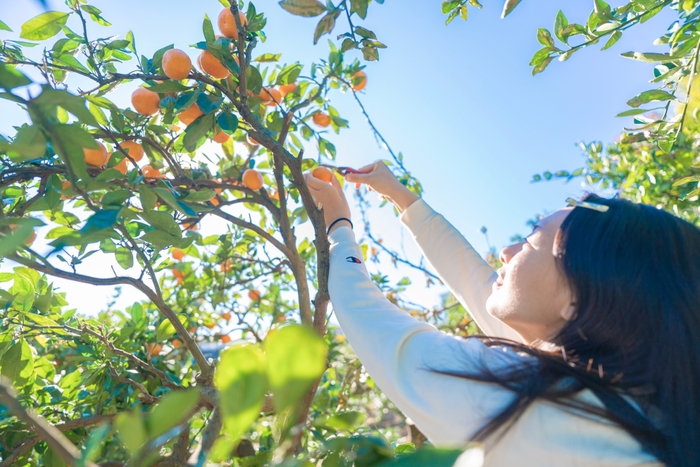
(485, 208, 575, 345)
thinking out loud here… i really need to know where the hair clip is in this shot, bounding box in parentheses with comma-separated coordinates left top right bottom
(566, 197, 610, 213)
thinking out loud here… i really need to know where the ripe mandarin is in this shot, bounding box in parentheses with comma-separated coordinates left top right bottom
(162, 49, 192, 80)
(199, 50, 230, 79)
(114, 157, 129, 175)
(131, 88, 161, 115)
(83, 142, 109, 167)
(312, 112, 331, 127)
(312, 166, 333, 183)
(278, 83, 297, 96)
(242, 169, 263, 190)
(351, 70, 367, 91)
(222, 312, 231, 321)
(248, 289, 261, 301)
(259, 87, 282, 106)
(178, 103, 203, 125)
(221, 335, 232, 344)
(120, 141, 144, 162)
(213, 131, 230, 143)
(142, 165, 165, 179)
(172, 249, 185, 261)
(218, 8, 247, 40)
(246, 134, 260, 146)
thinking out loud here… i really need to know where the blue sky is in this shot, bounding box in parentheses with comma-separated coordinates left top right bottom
(0, 1, 675, 312)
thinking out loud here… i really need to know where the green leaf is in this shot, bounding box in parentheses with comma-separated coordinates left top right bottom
(0, 64, 32, 90)
(139, 210, 181, 238)
(202, 14, 215, 43)
(115, 247, 133, 269)
(147, 388, 200, 439)
(245, 66, 263, 94)
(500, 0, 521, 18)
(314, 9, 340, 45)
(2, 125, 47, 162)
(0, 20, 12, 32)
(183, 112, 215, 152)
(115, 409, 147, 455)
(621, 51, 674, 63)
(536, 28, 555, 48)
(279, 0, 327, 17)
(0, 340, 34, 388)
(253, 53, 282, 62)
(217, 112, 239, 132)
(554, 10, 568, 43)
(35, 89, 99, 127)
(362, 46, 379, 61)
(216, 344, 268, 440)
(49, 123, 95, 180)
(601, 30, 622, 50)
(626, 90, 674, 108)
(616, 108, 653, 117)
(350, 0, 370, 19)
(276, 63, 303, 85)
(315, 411, 365, 431)
(80, 209, 120, 235)
(156, 319, 176, 342)
(11, 274, 35, 312)
(376, 448, 472, 467)
(264, 325, 326, 413)
(20, 11, 71, 41)
(593, 0, 612, 21)
(183, 189, 216, 202)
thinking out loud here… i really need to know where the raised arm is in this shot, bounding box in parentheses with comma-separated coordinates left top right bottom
(399, 199, 522, 341)
(345, 161, 520, 341)
(328, 225, 522, 446)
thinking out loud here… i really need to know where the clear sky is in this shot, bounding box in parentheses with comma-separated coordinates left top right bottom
(0, 1, 674, 314)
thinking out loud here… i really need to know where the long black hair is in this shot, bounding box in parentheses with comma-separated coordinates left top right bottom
(439, 194, 700, 466)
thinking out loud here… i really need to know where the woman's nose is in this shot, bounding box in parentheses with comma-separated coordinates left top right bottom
(499, 242, 522, 265)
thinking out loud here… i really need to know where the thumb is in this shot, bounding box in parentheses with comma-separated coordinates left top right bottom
(345, 172, 371, 183)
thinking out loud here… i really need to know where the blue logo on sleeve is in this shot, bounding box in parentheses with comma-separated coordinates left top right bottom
(346, 256, 362, 264)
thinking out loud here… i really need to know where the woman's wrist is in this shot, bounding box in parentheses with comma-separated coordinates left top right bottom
(327, 218, 352, 235)
(389, 187, 420, 214)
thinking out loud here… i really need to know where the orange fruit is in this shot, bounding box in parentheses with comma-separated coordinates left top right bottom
(270, 190, 280, 201)
(278, 83, 297, 96)
(211, 197, 220, 206)
(120, 141, 144, 162)
(142, 165, 164, 179)
(61, 181, 72, 200)
(178, 103, 203, 125)
(172, 339, 182, 348)
(259, 87, 282, 106)
(312, 166, 333, 183)
(162, 49, 192, 80)
(199, 50, 230, 79)
(114, 157, 129, 175)
(312, 112, 331, 127)
(22, 229, 37, 246)
(246, 134, 260, 146)
(218, 8, 247, 40)
(276, 315, 287, 323)
(131, 88, 161, 115)
(188, 326, 198, 334)
(183, 220, 198, 231)
(205, 322, 216, 329)
(242, 169, 263, 190)
(220, 334, 232, 344)
(172, 249, 185, 260)
(84, 142, 109, 167)
(146, 343, 162, 356)
(221, 312, 231, 321)
(248, 289, 261, 301)
(220, 259, 233, 273)
(213, 131, 230, 143)
(351, 70, 367, 91)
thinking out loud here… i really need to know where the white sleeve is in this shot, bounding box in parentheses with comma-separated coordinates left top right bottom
(399, 199, 521, 341)
(328, 225, 527, 447)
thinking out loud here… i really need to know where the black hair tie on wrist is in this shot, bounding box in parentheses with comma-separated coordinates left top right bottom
(327, 217, 353, 235)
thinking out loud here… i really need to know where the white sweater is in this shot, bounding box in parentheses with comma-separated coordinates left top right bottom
(328, 198, 662, 467)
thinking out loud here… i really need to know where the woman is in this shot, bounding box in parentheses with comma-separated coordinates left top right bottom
(304, 160, 700, 467)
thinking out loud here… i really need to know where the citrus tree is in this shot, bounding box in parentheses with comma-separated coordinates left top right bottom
(0, 1, 473, 466)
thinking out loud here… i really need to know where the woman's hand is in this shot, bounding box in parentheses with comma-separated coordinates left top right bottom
(304, 171, 352, 234)
(345, 160, 419, 214)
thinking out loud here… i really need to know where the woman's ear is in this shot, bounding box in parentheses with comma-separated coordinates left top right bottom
(560, 301, 577, 321)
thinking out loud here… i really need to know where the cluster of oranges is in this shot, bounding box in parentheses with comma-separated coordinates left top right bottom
(81, 139, 154, 176)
